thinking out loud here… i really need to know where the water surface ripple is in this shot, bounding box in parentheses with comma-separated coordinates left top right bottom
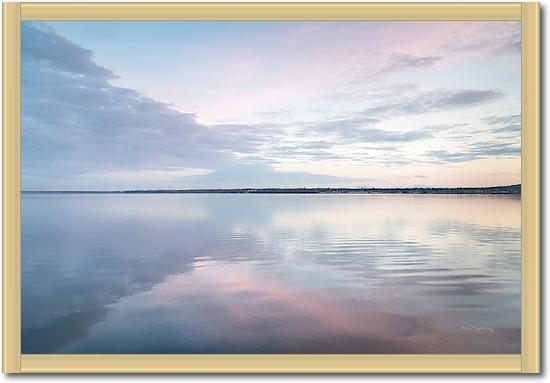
(22, 194, 520, 353)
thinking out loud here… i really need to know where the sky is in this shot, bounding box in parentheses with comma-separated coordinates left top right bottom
(22, 21, 521, 190)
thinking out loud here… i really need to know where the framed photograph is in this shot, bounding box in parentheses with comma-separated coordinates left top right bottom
(3, 2, 539, 374)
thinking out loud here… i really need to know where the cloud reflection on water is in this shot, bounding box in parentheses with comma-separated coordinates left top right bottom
(22, 194, 520, 353)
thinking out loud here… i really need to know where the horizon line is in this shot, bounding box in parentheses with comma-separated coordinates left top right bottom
(22, 184, 521, 194)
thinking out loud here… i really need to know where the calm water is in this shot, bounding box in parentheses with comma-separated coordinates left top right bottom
(22, 193, 520, 354)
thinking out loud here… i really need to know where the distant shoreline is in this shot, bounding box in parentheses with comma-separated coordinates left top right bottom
(23, 184, 521, 195)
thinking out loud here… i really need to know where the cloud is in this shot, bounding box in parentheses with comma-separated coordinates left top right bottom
(469, 142, 521, 157)
(313, 118, 381, 132)
(483, 114, 520, 126)
(481, 114, 521, 134)
(23, 24, 222, 176)
(491, 125, 520, 134)
(310, 118, 432, 143)
(349, 128, 432, 142)
(361, 89, 503, 118)
(191, 163, 374, 188)
(427, 150, 477, 163)
(381, 53, 442, 74)
(304, 88, 502, 145)
(491, 39, 521, 56)
(439, 21, 521, 58)
(22, 23, 116, 81)
(348, 23, 519, 86)
(427, 142, 520, 164)
(354, 53, 443, 83)
(80, 167, 215, 186)
(22, 23, 329, 189)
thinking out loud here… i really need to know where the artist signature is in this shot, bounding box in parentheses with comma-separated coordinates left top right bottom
(461, 325, 494, 334)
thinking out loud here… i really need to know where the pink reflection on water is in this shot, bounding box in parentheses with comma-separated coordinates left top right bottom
(140, 263, 519, 353)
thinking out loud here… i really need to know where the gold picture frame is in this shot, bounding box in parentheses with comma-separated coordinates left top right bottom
(3, 2, 540, 374)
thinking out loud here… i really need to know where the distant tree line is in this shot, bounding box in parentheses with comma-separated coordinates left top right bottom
(24, 184, 521, 195)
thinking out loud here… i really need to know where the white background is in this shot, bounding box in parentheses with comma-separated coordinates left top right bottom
(0, 0, 546, 380)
